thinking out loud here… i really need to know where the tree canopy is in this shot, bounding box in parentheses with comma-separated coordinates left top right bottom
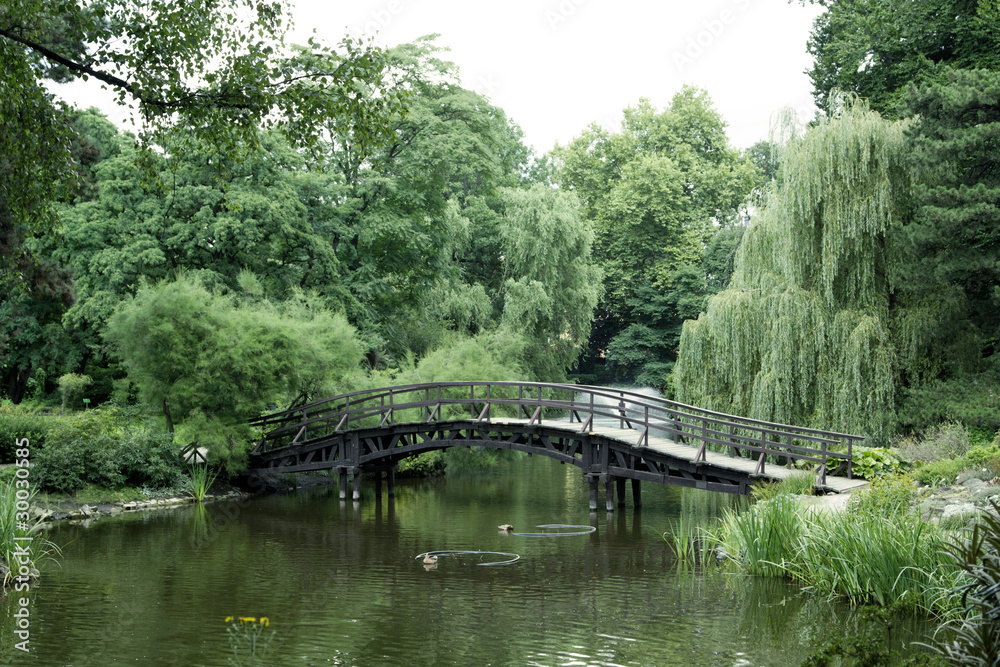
(805, 0, 1000, 117)
(554, 87, 759, 385)
(0, 0, 408, 278)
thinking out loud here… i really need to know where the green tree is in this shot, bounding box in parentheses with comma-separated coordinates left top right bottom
(554, 87, 759, 384)
(104, 273, 364, 470)
(674, 99, 910, 445)
(895, 68, 1000, 379)
(0, 0, 407, 278)
(311, 37, 530, 358)
(495, 184, 602, 381)
(805, 0, 1000, 117)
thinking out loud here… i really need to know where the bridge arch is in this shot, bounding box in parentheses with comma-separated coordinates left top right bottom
(248, 382, 865, 509)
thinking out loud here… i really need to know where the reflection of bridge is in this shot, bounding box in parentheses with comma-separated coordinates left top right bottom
(248, 382, 867, 510)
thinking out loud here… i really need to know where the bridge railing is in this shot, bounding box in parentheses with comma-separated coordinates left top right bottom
(249, 382, 861, 483)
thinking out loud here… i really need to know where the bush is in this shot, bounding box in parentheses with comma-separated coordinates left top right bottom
(0, 402, 57, 462)
(848, 474, 917, 518)
(912, 458, 970, 487)
(895, 422, 971, 463)
(396, 451, 446, 478)
(965, 444, 1000, 467)
(29, 406, 185, 493)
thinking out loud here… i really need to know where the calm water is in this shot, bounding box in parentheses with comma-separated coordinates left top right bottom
(2, 456, 933, 666)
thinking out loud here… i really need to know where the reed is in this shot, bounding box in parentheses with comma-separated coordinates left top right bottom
(661, 516, 708, 565)
(184, 463, 219, 502)
(790, 511, 959, 613)
(718, 494, 805, 577)
(0, 476, 59, 585)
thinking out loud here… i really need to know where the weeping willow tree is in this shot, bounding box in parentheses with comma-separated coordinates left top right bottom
(674, 99, 911, 445)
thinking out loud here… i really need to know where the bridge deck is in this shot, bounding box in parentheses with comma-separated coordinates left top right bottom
(488, 418, 868, 495)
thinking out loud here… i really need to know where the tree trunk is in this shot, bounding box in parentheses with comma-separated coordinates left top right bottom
(163, 396, 174, 434)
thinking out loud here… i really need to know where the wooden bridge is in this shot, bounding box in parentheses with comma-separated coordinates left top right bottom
(248, 382, 867, 510)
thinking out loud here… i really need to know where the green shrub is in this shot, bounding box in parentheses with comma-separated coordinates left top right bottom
(852, 446, 905, 479)
(0, 402, 55, 462)
(29, 407, 185, 493)
(57, 373, 92, 414)
(912, 458, 969, 487)
(894, 422, 970, 463)
(396, 451, 446, 478)
(965, 444, 1000, 466)
(848, 474, 917, 518)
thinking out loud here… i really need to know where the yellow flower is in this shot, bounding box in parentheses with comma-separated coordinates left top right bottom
(224, 616, 234, 623)
(239, 616, 256, 624)
(260, 617, 270, 627)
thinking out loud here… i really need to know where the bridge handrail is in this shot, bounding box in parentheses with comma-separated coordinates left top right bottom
(250, 381, 860, 481)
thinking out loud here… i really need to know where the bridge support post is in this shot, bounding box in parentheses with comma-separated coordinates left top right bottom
(339, 470, 348, 500)
(632, 479, 642, 508)
(605, 476, 614, 512)
(616, 477, 627, 508)
(588, 476, 599, 511)
(352, 470, 362, 501)
(388, 466, 396, 497)
(375, 470, 383, 498)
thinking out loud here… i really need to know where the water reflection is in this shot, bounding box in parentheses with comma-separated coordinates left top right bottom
(0, 457, 934, 666)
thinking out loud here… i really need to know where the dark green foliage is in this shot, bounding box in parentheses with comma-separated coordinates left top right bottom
(1, 0, 407, 281)
(897, 370, 1000, 434)
(931, 500, 1000, 664)
(395, 451, 445, 478)
(895, 69, 1000, 380)
(805, 0, 1000, 118)
(30, 406, 184, 493)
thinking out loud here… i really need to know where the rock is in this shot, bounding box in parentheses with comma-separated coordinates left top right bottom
(941, 502, 978, 521)
(962, 478, 987, 490)
(31, 507, 53, 522)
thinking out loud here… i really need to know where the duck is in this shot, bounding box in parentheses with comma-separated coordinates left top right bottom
(422, 554, 438, 564)
(498, 524, 514, 532)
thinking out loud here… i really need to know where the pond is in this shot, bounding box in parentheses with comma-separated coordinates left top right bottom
(2, 456, 934, 666)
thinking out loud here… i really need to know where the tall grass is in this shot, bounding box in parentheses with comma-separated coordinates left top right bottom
(184, 464, 219, 502)
(718, 495, 805, 577)
(0, 476, 59, 585)
(790, 512, 958, 612)
(715, 487, 966, 615)
(661, 516, 720, 566)
(750, 471, 815, 501)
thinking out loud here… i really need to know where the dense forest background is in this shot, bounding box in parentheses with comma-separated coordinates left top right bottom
(2, 0, 999, 463)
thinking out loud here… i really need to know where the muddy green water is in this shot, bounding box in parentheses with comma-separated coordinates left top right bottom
(2, 456, 934, 666)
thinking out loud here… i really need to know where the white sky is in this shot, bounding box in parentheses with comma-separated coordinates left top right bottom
(52, 0, 824, 155)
